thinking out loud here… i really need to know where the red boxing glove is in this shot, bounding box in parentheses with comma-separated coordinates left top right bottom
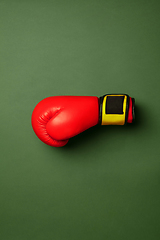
(31, 94, 135, 147)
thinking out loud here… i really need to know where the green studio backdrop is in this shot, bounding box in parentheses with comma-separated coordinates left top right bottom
(0, 0, 160, 240)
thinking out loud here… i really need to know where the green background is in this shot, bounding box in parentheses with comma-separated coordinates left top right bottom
(1, 0, 160, 239)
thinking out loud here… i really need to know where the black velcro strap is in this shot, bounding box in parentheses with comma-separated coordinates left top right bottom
(106, 96, 124, 114)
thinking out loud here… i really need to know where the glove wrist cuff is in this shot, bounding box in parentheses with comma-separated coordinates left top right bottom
(99, 94, 135, 125)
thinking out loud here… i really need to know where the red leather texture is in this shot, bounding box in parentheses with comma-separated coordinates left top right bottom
(127, 97, 133, 123)
(31, 96, 99, 147)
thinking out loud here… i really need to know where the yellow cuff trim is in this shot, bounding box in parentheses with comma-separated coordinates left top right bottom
(101, 95, 127, 125)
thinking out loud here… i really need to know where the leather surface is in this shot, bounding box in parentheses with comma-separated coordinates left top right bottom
(32, 96, 99, 147)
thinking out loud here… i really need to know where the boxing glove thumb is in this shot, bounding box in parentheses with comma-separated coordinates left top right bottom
(31, 94, 135, 147)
